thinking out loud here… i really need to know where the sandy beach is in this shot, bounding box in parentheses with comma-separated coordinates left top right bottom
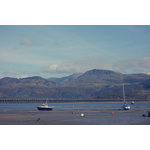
(0, 109, 150, 125)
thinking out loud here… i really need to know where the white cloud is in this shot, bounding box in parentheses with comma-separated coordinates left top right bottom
(43, 57, 150, 75)
(43, 64, 75, 74)
(48, 64, 58, 70)
(0, 70, 17, 78)
(43, 59, 116, 74)
(114, 57, 150, 73)
(0, 70, 16, 76)
(1, 56, 150, 78)
(0, 69, 39, 78)
(17, 75, 29, 79)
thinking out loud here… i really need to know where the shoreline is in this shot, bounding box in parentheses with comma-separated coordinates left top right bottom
(0, 109, 150, 125)
(1, 102, 150, 125)
(1, 101, 150, 104)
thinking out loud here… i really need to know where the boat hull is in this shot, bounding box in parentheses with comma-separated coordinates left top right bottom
(131, 101, 135, 104)
(37, 107, 54, 111)
(123, 105, 130, 110)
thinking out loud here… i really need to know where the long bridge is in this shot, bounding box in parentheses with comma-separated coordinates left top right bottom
(0, 97, 149, 104)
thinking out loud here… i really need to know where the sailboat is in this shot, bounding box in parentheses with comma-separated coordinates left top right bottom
(131, 101, 135, 104)
(122, 83, 130, 110)
(37, 99, 54, 111)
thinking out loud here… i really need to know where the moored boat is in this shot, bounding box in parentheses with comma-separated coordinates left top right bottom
(122, 103, 131, 110)
(131, 101, 135, 104)
(37, 103, 54, 111)
(122, 83, 131, 110)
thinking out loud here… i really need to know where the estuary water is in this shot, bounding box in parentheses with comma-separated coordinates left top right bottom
(0, 102, 150, 111)
(1, 102, 150, 124)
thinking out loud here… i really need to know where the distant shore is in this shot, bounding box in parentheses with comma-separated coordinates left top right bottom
(0, 99, 150, 104)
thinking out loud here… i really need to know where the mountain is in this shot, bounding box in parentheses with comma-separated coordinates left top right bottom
(0, 76, 56, 97)
(70, 69, 123, 84)
(0, 76, 56, 87)
(48, 73, 82, 83)
(48, 69, 150, 85)
(48, 69, 123, 84)
(142, 79, 150, 89)
(20, 76, 56, 86)
(123, 73, 150, 83)
(0, 69, 150, 100)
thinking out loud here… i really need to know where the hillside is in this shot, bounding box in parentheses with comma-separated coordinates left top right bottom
(0, 69, 150, 100)
(48, 73, 82, 83)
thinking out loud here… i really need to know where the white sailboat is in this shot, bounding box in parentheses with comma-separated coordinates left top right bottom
(131, 101, 135, 104)
(37, 99, 54, 111)
(122, 83, 130, 110)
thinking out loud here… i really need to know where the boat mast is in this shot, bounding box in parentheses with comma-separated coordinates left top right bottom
(46, 98, 48, 104)
(122, 83, 126, 104)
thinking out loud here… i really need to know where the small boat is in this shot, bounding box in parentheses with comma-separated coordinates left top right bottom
(37, 103, 54, 111)
(80, 113, 85, 117)
(122, 103, 131, 110)
(122, 83, 130, 110)
(131, 101, 135, 104)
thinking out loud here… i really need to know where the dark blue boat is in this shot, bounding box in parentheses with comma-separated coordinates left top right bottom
(37, 103, 54, 111)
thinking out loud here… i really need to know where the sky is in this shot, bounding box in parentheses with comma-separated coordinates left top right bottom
(0, 25, 150, 78)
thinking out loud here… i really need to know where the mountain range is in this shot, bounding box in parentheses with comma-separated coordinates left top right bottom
(0, 69, 150, 100)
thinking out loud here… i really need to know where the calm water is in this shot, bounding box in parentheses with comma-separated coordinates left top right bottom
(1, 102, 150, 111)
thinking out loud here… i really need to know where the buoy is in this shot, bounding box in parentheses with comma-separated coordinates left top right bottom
(112, 112, 114, 115)
(80, 113, 85, 117)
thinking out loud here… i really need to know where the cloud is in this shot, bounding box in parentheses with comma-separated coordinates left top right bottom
(1, 70, 16, 76)
(43, 64, 75, 74)
(17, 75, 29, 79)
(0, 70, 36, 79)
(20, 38, 34, 46)
(42, 59, 116, 74)
(43, 57, 150, 75)
(1, 57, 150, 79)
(0, 70, 17, 78)
(114, 57, 150, 73)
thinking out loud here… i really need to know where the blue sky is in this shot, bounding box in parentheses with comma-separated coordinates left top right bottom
(0, 25, 150, 78)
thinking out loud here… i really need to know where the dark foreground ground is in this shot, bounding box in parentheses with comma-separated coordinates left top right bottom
(0, 109, 150, 125)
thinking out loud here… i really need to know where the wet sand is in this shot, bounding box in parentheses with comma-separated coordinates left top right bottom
(0, 109, 150, 125)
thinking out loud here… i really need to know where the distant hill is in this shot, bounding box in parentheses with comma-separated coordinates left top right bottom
(48, 69, 123, 84)
(69, 69, 123, 84)
(0, 69, 150, 100)
(48, 73, 82, 83)
(123, 73, 150, 83)
(0, 76, 56, 97)
(0, 76, 56, 87)
(142, 79, 150, 89)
